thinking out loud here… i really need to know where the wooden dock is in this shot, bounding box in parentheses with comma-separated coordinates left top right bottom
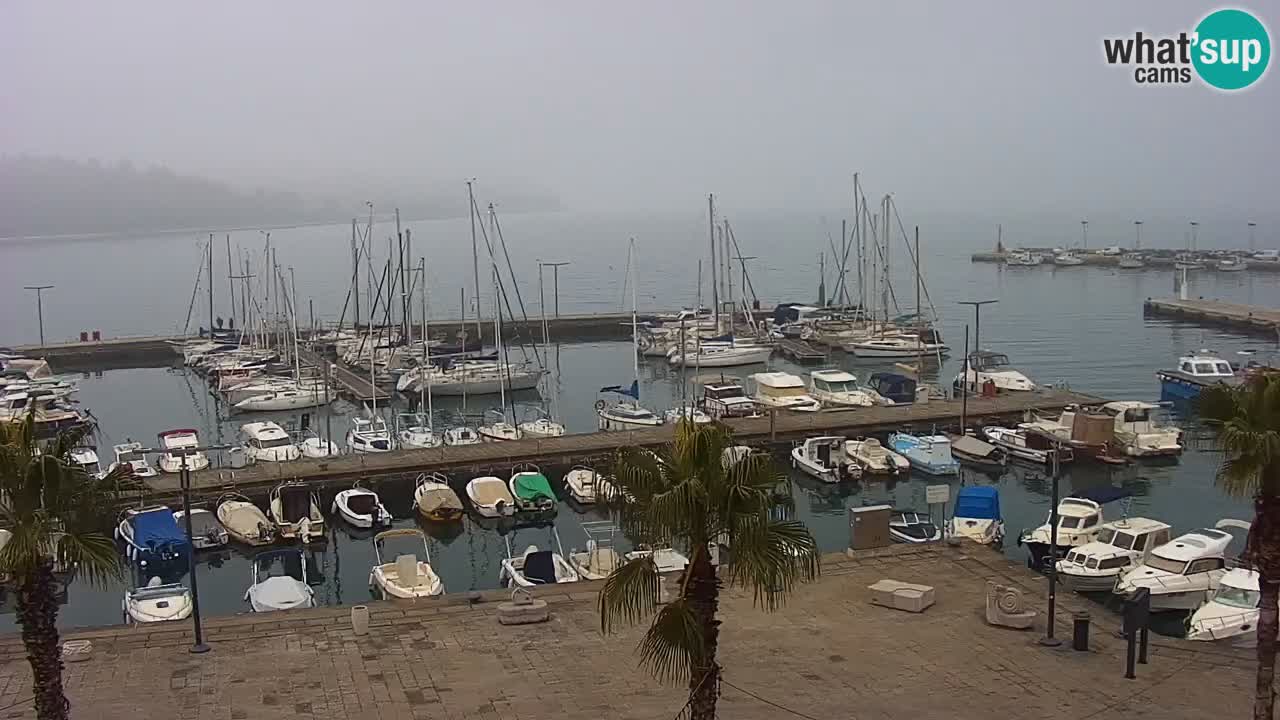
(775, 339, 827, 363)
(297, 348, 388, 402)
(144, 388, 1098, 501)
(1143, 297, 1280, 335)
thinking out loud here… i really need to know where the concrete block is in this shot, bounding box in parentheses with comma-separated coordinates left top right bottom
(868, 579, 936, 613)
(496, 597, 550, 625)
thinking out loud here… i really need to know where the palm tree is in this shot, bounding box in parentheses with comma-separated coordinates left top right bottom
(1200, 373, 1280, 720)
(597, 420, 818, 720)
(0, 416, 128, 720)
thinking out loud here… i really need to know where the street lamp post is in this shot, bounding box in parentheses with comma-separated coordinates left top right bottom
(1026, 428, 1064, 647)
(1134, 221, 1143, 250)
(1189, 221, 1199, 252)
(540, 261, 570, 318)
(957, 299, 998, 393)
(1248, 221, 1257, 252)
(1080, 220, 1088, 250)
(23, 285, 54, 345)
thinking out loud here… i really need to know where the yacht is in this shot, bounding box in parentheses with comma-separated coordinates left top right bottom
(887, 433, 959, 475)
(1174, 252, 1204, 270)
(1156, 351, 1239, 401)
(790, 436, 857, 483)
(597, 384, 664, 430)
(668, 341, 772, 368)
(955, 351, 1036, 393)
(1217, 256, 1249, 272)
(156, 429, 209, 474)
(1018, 489, 1129, 569)
(518, 411, 566, 438)
(699, 381, 759, 419)
(346, 415, 393, 453)
(232, 382, 330, 412)
(1115, 522, 1245, 611)
(748, 372, 820, 412)
(844, 438, 909, 475)
(397, 361, 543, 397)
(1052, 251, 1086, 266)
(110, 441, 158, 478)
(948, 486, 1004, 546)
(1054, 517, 1172, 592)
(240, 422, 301, 463)
(982, 425, 1073, 466)
(1099, 401, 1182, 457)
(477, 409, 523, 442)
(807, 370, 876, 408)
(1186, 568, 1260, 646)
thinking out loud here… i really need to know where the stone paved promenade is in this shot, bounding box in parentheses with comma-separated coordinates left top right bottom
(0, 544, 1254, 719)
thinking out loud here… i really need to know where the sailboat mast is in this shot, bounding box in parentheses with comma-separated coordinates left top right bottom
(696, 259, 702, 311)
(396, 208, 407, 339)
(291, 266, 300, 382)
(708, 194, 719, 330)
(854, 173, 863, 311)
(351, 219, 360, 329)
(225, 235, 235, 327)
(421, 258, 432, 422)
(467, 181, 482, 345)
(493, 264, 507, 420)
(631, 239, 639, 384)
(207, 234, 215, 337)
(724, 221, 733, 334)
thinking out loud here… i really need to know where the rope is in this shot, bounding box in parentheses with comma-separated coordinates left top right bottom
(720, 679, 822, 720)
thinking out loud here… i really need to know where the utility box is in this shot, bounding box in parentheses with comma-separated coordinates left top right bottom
(850, 504, 892, 550)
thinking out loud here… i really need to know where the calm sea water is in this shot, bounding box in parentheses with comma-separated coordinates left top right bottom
(1, 210, 1278, 633)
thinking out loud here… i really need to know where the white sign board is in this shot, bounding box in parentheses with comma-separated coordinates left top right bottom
(925, 484, 950, 505)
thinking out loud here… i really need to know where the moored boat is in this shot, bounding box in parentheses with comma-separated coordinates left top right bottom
(887, 433, 959, 475)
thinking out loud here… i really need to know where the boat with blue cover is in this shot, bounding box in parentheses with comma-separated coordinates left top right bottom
(948, 486, 1004, 546)
(115, 505, 191, 568)
(888, 432, 960, 475)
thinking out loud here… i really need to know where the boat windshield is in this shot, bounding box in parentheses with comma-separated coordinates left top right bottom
(706, 386, 745, 399)
(256, 437, 295, 449)
(819, 380, 857, 393)
(1096, 529, 1136, 550)
(1059, 516, 1083, 529)
(118, 450, 143, 462)
(1145, 555, 1188, 574)
(1213, 584, 1260, 609)
(764, 386, 810, 398)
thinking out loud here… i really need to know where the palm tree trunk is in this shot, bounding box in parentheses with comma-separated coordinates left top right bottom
(1250, 487, 1280, 720)
(1255, 579, 1277, 720)
(16, 559, 69, 720)
(687, 550, 720, 720)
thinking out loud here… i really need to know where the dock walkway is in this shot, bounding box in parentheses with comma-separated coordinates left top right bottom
(1144, 297, 1280, 334)
(297, 349, 388, 402)
(775, 338, 826, 363)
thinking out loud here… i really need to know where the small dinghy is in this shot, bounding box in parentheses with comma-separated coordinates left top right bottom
(569, 522, 624, 580)
(845, 438, 909, 475)
(509, 463, 557, 518)
(116, 505, 191, 569)
(889, 510, 941, 544)
(466, 475, 516, 518)
(269, 481, 325, 543)
(331, 481, 392, 529)
(563, 465, 604, 504)
(625, 546, 690, 574)
(123, 576, 193, 624)
(369, 529, 445, 599)
(216, 493, 276, 546)
(414, 472, 464, 522)
(500, 527, 580, 587)
(245, 550, 314, 612)
(173, 507, 229, 549)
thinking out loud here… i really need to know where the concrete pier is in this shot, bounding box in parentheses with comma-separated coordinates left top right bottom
(971, 250, 1280, 272)
(1144, 297, 1280, 334)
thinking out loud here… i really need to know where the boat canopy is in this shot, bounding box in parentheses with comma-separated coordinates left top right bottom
(132, 509, 187, 551)
(419, 486, 464, 514)
(280, 486, 313, 521)
(1072, 486, 1132, 505)
(950, 434, 999, 458)
(513, 473, 555, 502)
(345, 493, 378, 516)
(954, 486, 1001, 520)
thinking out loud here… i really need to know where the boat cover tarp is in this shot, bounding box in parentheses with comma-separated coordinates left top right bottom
(345, 493, 378, 516)
(1072, 486, 1132, 505)
(281, 487, 312, 522)
(950, 434, 999, 458)
(132, 509, 187, 550)
(524, 551, 557, 584)
(954, 486, 1001, 520)
(187, 511, 223, 537)
(251, 576, 309, 610)
(419, 487, 463, 513)
(470, 480, 513, 506)
(513, 473, 555, 502)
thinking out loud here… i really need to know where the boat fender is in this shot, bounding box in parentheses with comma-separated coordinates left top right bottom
(594, 400, 607, 411)
(1015, 534, 1023, 547)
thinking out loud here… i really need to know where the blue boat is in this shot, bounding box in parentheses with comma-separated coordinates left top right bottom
(1156, 352, 1238, 402)
(116, 505, 191, 568)
(947, 486, 1004, 546)
(888, 432, 960, 475)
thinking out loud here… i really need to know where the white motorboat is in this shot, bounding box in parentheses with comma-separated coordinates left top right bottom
(597, 390, 664, 431)
(369, 529, 444, 599)
(790, 436, 857, 483)
(568, 522, 624, 580)
(499, 528, 580, 587)
(116, 505, 191, 568)
(982, 425, 1074, 465)
(215, 493, 276, 545)
(844, 438, 909, 475)
(518, 416, 566, 438)
(1005, 250, 1043, 266)
(1053, 251, 1086, 266)
(749, 372, 820, 412)
(397, 412, 442, 449)
(625, 546, 690, 574)
(563, 465, 608, 504)
(298, 428, 338, 458)
(1118, 253, 1145, 269)
(156, 429, 209, 474)
(889, 510, 941, 543)
(233, 383, 330, 412)
(1187, 567, 1260, 646)
(268, 481, 325, 543)
(700, 381, 759, 419)
(68, 446, 103, 479)
(332, 482, 393, 529)
(173, 507, 229, 549)
(1018, 488, 1130, 569)
(1099, 401, 1182, 457)
(465, 475, 516, 518)
(888, 433, 959, 475)
(1055, 517, 1172, 592)
(347, 415, 393, 453)
(1156, 351, 1240, 401)
(664, 406, 712, 425)
(807, 370, 876, 408)
(443, 425, 482, 446)
(414, 472, 464, 522)
(123, 577, 193, 624)
(948, 486, 1004, 546)
(1218, 256, 1249, 272)
(240, 422, 301, 463)
(245, 550, 315, 612)
(477, 409, 522, 442)
(1116, 522, 1245, 611)
(110, 441, 158, 478)
(955, 351, 1036, 393)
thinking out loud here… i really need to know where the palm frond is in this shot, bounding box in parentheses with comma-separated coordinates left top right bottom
(723, 517, 819, 609)
(636, 599, 705, 685)
(55, 532, 121, 586)
(598, 555, 662, 633)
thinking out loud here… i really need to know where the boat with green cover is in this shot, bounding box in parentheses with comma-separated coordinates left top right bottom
(509, 463, 557, 517)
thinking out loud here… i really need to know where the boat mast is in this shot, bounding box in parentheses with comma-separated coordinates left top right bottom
(467, 180, 482, 345)
(291, 266, 301, 383)
(207, 234, 215, 337)
(352, 219, 360, 330)
(225, 235, 235, 328)
(854, 173, 864, 313)
(724, 220, 733, 336)
(708, 194, 719, 331)
(630, 239, 639, 388)
(493, 264, 507, 422)
(396, 208, 407, 339)
(365, 203, 375, 336)
(421, 258, 433, 425)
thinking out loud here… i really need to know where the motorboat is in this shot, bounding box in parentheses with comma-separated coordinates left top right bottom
(509, 463, 557, 517)
(889, 510, 940, 544)
(699, 382, 759, 419)
(790, 436, 858, 483)
(240, 422, 302, 463)
(568, 522, 624, 580)
(414, 472, 464, 522)
(122, 577, 193, 624)
(1052, 251, 1086, 266)
(948, 486, 1004, 546)
(982, 426, 1074, 466)
(116, 505, 191, 568)
(346, 415, 393, 453)
(478, 409, 523, 442)
(1118, 253, 1145, 269)
(866, 373, 918, 405)
(1116, 522, 1246, 611)
(563, 465, 607, 504)
(396, 412, 442, 449)
(944, 433, 1008, 473)
(245, 550, 315, 612)
(69, 446, 103, 479)
(369, 529, 445, 599)
(844, 438, 909, 475)
(1156, 351, 1239, 401)
(1055, 517, 1172, 592)
(1018, 487, 1130, 569)
(268, 481, 325, 543)
(1005, 250, 1043, 266)
(1174, 252, 1204, 270)
(748, 372, 820, 412)
(156, 429, 209, 474)
(215, 493, 276, 546)
(110, 441, 158, 478)
(1023, 405, 1128, 463)
(888, 433, 959, 476)
(499, 528, 580, 587)
(1186, 567, 1260, 646)
(443, 425, 482, 446)
(298, 428, 338, 458)
(172, 508, 229, 549)
(807, 370, 876, 408)
(332, 482, 393, 529)
(1099, 401, 1182, 457)
(664, 406, 712, 425)
(954, 351, 1036, 393)
(220, 375, 304, 405)
(465, 475, 516, 518)
(1217, 256, 1249, 272)
(625, 546, 690, 574)
(847, 333, 949, 360)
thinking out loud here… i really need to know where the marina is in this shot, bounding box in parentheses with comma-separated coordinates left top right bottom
(1143, 297, 1280, 334)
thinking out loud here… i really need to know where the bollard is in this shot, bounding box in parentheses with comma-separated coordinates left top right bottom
(1072, 611, 1090, 651)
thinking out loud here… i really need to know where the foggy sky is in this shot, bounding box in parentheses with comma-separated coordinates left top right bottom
(2, 1, 1276, 215)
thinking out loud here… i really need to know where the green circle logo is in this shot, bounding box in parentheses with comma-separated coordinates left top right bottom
(1192, 9, 1271, 90)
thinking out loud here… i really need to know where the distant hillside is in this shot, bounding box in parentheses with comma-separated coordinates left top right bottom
(0, 155, 561, 238)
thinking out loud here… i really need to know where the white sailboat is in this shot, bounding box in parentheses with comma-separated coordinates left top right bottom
(398, 258, 442, 450)
(598, 239, 663, 431)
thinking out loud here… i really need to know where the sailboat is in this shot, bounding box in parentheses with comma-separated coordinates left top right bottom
(398, 258, 442, 449)
(477, 265, 523, 442)
(597, 240, 663, 431)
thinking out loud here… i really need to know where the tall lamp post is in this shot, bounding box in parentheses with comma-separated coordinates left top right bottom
(23, 285, 54, 345)
(1248, 221, 1257, 252)
(539, 261, 570, 319)
(1080, 220, 1088, 250)
(957, 299, 998, 393)
(1133, 221, 1143, 251)
(1027, 428, 1064, 647)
